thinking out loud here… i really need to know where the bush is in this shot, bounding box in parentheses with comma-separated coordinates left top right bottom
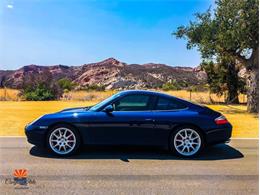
(57, 78, 74, 91)
(84, 84, 106, 91)
(22, 83, 57, 101)
(161, 81, 181, 91)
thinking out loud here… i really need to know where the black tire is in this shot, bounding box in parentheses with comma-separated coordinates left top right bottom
(169, 126, 204, 157)
(46, 124, 81, 156)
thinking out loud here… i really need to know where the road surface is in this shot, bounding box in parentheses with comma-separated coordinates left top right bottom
(0, 137, 258, 194)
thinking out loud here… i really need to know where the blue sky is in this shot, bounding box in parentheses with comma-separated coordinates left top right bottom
(0, 0, 214, 70)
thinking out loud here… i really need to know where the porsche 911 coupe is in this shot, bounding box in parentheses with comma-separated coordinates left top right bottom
(25, 90, 232, 157)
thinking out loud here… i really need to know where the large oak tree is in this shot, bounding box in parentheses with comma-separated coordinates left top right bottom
(174, 0, 258, 112)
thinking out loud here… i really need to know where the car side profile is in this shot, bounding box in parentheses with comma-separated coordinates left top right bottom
(25, 90, 232, 157)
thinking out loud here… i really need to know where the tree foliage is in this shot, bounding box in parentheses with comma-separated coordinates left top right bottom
(174, 0, 258, 112)
(22, 83, 56, 101)
(162, 82, 181, 91)
(57, 78, 74, 91)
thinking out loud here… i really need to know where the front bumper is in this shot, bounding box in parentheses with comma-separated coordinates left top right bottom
(205, 124, 232, 145)
(25, 124, 48, 147)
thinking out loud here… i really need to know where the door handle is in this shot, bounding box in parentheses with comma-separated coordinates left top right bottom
(145, 119, 155, 122)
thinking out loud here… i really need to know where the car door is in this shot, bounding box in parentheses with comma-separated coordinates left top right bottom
(87, 94, 156, 145)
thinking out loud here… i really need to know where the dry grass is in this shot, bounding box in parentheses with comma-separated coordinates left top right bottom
(1, 88, 248, 104)
(65, 90, 248, 104)
(0, 88, 20, 101)
(163, 90, 247, 104)
(0, 101, 257, 138)
(62, 90, 116, 101)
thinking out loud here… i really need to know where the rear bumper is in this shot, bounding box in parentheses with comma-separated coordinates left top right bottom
(205, 124, 232, 145)
(25, 124, 47, 147)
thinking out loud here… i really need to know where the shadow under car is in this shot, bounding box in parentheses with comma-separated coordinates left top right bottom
(29, 143, 244, 162)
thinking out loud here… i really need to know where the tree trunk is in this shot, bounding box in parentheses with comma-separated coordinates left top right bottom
(247, 48, 259, 113)
(247, 67, 259, 113)
(226, 62, 239, 104)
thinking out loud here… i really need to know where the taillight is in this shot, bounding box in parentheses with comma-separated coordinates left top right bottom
(215, 115, 229, 125)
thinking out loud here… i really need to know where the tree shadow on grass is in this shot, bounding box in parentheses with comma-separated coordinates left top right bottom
(30, 143, 243, 162)
(217, 105, 248, 114)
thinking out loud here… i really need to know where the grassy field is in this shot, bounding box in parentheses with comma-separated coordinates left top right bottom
(0, 88, 248, 104)
(0, 88, 20, 101)
(0, 101, 258, 138)
(62, 90, 248, 104)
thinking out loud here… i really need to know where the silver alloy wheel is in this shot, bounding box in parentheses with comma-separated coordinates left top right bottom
(173, 128, 201, 156)
(49, 127, 76, 155)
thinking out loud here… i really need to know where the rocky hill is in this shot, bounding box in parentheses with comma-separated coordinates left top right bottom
(0, 58, 207, 90)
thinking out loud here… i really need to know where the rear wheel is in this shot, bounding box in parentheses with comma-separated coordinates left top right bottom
(47, 124, 80, 156)
(170, 126, 204, 157)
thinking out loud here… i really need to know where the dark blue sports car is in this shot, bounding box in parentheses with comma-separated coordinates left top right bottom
(25, 90, 232, 157)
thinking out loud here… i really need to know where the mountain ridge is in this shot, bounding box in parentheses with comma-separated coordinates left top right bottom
(0, 58, 207, 89)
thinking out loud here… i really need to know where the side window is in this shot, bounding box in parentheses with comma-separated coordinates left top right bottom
(113, 95, 151, 111)
(155, 97, 187, 110)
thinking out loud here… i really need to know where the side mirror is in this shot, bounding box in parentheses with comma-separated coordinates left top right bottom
(103, 105, 114, 113)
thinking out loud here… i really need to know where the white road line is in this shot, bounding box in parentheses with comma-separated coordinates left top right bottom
(231, 138, 259, 140)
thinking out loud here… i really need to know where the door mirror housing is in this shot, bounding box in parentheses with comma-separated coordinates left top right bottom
(103, 105, 114, 113)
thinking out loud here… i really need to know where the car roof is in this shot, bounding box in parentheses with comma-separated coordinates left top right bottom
(118, 90, 174, 98)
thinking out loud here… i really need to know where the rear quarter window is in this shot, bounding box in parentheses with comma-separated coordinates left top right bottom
(155, 97, 187, 110)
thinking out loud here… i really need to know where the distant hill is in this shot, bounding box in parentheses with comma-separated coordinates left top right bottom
(0, 58, 207, 89)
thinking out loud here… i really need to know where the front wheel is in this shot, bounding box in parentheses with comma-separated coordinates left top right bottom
(47, 125, 81, 156)
(170, 127, 204, 157)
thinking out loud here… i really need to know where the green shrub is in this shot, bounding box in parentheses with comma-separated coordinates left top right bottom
(57, 78, 74, 91)
(23, 83, 56, 101)
(162, 81, 181, 91)
(84, 84, 105, 91)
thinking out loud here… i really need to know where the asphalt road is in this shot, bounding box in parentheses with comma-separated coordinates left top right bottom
(0, 137, 258, 195)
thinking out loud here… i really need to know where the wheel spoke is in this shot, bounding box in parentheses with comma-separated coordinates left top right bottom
(66, 134, 73, 139)
(179, 133, 185, 139)
(176, 143, 184, 148)
(66, 143, 72, 148)
(191, 136, 199, 141)
(181, 146, 186, 153)
(184, 130, 188, 138)
(64, 129, 68, 137)
(189, 131, 194, 139)
(53, 142, 59, 147)
(187, 146, 190, 153)
(52, 134, 58, 139)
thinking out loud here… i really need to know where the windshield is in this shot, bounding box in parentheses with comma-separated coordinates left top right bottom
(89, 93, 121, 111)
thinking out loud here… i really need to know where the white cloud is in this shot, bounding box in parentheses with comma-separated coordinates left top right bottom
(7, 4, 14, 9)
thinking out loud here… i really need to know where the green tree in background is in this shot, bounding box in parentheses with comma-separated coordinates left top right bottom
(23, 83, 55, 101)
(162, 80, 182, 91)
(57, 78, 74, 91)
(174, 0, 258, 112)
(201, 57, 246, 103)
(19, 69, 64, 100)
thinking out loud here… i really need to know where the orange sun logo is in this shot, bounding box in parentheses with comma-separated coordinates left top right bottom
(13, 169, 28, 178)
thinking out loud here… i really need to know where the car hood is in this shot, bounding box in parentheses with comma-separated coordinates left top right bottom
(59, 106, 91, 113)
